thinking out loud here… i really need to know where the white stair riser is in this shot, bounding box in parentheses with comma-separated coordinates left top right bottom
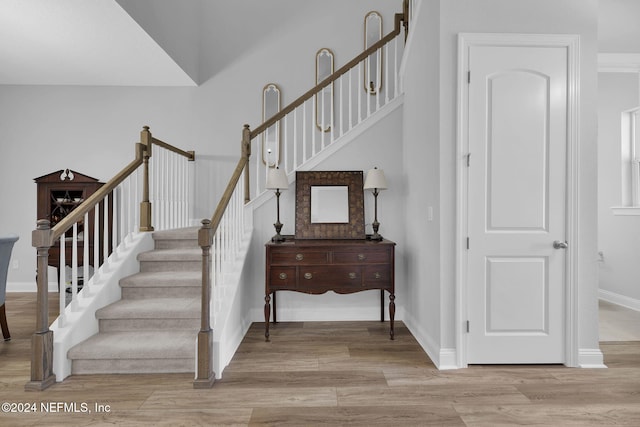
(154, 239, 200, 250)
(121, 286, 200, 299)
(139, 261, 201, 273)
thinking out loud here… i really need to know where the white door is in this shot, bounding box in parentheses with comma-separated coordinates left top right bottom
(466, 44, 568, 363)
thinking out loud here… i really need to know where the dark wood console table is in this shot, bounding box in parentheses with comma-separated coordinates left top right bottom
(264, 237, 396, 341)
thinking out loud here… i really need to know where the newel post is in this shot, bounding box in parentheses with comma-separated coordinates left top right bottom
(139, 126, 154, 232)
(26, 220, 56, 391)
(194, 219, 215, 388)
(242, 124, 252, 203)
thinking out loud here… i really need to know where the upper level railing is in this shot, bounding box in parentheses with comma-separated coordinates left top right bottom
(194, 11, 407, 388)
(245, 13, 406, 202)
(28, 127, 194, 391)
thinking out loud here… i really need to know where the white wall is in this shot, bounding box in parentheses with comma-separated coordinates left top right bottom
(0, 0, 401, 289)
(402, 0, 600, 365)
(598, 72, 640, 305)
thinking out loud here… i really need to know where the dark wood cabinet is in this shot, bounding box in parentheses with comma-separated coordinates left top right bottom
(265, 237, 396, 340)
(34, 169, 112, 276)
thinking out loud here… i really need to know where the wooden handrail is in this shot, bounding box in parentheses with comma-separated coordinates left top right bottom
(50, 143, 145, 243)
(210, 156, 248, 231)
(251, 13, 404, 139)
(152, 137, 195, 161)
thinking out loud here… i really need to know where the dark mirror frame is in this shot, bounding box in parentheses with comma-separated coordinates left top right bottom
(295, 171, 365, 239)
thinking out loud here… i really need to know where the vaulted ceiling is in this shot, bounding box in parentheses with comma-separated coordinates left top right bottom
(0, 0, 197, 86)
(0, 0, 637, 87)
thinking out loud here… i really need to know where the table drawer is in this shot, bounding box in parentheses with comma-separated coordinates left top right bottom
(298, 266, 363, 288)
(269, 267, 297, 290)
(270, 250, 328, 265)
(363, 265, 391, 287)
(333, 249, 390, 264)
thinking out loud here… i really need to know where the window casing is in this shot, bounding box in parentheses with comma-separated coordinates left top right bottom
(616, 107, 640, 215)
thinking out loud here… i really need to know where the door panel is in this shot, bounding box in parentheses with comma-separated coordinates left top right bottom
(487, 71, 549, 231)
(467, 45, 567, 364)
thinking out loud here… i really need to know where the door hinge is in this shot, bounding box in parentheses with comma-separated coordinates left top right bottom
(466, 320, 470, 333)
(466, 153, 471, 167)
(467, 70, 471, 84)
(466, 237, 470, 250)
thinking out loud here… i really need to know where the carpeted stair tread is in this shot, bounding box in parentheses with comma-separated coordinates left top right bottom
(120, 271, 201, 288)
(68, 330, 196, 360)
(137, 248, 201, 262)
(96, 298, 199, 319)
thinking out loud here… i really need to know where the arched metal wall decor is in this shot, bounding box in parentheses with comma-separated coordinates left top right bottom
(315, 48, 334, 132)
(364, 11, 383, 94)
(262, 83, 281, 166)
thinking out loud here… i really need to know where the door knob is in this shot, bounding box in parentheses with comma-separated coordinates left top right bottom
(553, 240, 568, 249)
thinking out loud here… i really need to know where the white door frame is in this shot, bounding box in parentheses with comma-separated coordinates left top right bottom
(455, 33, 581, 368)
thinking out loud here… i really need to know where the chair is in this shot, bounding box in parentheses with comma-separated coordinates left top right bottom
(0, 234, 19, 341)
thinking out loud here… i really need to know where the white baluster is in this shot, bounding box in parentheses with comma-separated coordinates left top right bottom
(83, 212, 89, 293)
(293, 108, 298, 169)
(394, 36, 399, 99)
(312, 96, 317, 156)
(93, 203, 100, 283)
(385, 42, 390, 105)
(103, 193, 109, 272)
(331, 84, 335, 143)
(284, 115, 289, 173)
(358, 61, 363, 124)
(376, 47, 381, 111)
(72, 222, 78, 300)
(303, 101, 307, 162)
(349, 68, 353, 131)
(111, 189, 118, 261)
(59, 236, 66, 327)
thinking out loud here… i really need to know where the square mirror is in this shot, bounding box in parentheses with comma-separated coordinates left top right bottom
(295, 171, 365, 239)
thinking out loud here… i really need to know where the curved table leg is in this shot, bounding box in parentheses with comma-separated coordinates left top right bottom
(389, 293, 395, 340)
(264, 294, 271, 342)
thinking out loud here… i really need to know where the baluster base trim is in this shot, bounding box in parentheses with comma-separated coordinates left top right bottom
(25, 331, 56, 391)
(193, 329, 215, 389)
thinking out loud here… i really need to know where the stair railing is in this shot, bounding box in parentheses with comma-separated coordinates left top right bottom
(28, 127, 194, 391)
(245, 13, 405, 202)
(195, 12, 406, 388)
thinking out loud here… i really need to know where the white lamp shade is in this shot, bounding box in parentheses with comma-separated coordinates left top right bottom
(266, 167, 289, 190)
(364, 167, 387, 190)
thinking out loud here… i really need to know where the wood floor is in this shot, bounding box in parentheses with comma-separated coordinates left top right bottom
(1, 293, 640, 426)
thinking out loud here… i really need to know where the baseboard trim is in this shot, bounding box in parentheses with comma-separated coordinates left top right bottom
(579, 348, 607, 368)
(7, 281, 57, 292)
(402, 310, 459, 369)
(599, 289, 640, 312)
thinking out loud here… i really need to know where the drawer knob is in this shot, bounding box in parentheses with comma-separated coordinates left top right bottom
(349, 272, 357, 279)
(374, 272, 382, 279)
(296, 253, 304, 261)
(279, 273, 288, 280)
(304, 272, 313, 280)
(358, 254, 366, 261)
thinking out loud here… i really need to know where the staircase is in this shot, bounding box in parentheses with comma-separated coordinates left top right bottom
(67, 227, 201, 374)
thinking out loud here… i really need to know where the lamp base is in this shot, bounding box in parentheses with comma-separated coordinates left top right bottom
(370, 220, 383, 241)
(369, 232, 383, 241)
(272, 221, 285, 243)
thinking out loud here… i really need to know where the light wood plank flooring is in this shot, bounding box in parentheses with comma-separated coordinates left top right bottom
(1, 292, 639, 426)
